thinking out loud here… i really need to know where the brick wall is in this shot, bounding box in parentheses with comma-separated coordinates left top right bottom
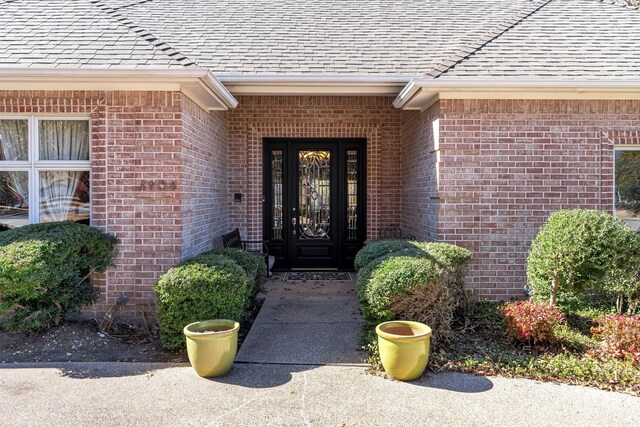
(180, 97, 229, 258)
(96, 91, 185, 316)
(4, 91, 639, 312)
(0, 90, 229, 317)
(435, 99, 640, 299)
(227, 96, 403, 242)
(401, 103, 440, 240)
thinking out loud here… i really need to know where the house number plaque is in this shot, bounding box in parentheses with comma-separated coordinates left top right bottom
(138, 180, 177, 191)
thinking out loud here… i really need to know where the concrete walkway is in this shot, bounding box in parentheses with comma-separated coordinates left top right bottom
(1, 274, 639, 426)
(236, 274, 366, 365)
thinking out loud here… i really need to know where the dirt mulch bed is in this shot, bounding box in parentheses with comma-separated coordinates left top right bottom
(0, 296, 265, 364)
(0, 320, 186, 363)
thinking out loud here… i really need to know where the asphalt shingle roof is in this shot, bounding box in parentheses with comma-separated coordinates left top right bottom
(0, 0, 190, 68)
(437, 0, 640, 79)
(99, 0, 532, 76)
(0, 0, 638, 79)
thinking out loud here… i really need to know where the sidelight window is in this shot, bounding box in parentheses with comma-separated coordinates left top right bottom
(271, 150, 284, 239)
(346, 149, 358, 240)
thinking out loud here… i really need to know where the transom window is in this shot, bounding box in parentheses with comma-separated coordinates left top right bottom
(614, 147, 640, 231)
(0, 117, 91, 229)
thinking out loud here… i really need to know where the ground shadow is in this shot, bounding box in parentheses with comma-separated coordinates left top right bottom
(0, 362, 184, 379)
(208, 362, 317, 388)
(410, 371, 494, 393)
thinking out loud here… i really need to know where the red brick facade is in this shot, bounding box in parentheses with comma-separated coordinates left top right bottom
(3, 91, 639, 315)
(180, 97, 229, 258)
(401, 103, 440, 241)
(426, 99, 640, 299)
(0, 90, 228, 316)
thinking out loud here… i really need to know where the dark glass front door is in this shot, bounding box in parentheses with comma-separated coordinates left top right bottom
(263, 138, 366, 270)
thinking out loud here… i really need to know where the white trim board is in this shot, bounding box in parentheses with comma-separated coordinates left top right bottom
(217, 74, 414, 96)
(0, 68, 238, 111)
(395, 79, 640, 110)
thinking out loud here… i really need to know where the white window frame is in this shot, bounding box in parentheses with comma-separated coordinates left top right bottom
(0, 115, 92, 225)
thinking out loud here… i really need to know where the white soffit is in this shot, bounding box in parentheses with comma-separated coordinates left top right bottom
(395, 80, 640, 110)
(218, 74, 414, 96)
(0, 68, 238, 111)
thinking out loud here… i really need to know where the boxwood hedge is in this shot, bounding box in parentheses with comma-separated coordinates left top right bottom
(155, 255, 251, 350)
(0, 221, 117, 332)
(355, 240, 471, 347)
(527, 209, 636, 309)
(188, 247, 266, 287)
(353, 239, 416, 273)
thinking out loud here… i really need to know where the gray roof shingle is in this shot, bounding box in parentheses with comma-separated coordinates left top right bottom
(435, 0, 640, 79)
(98, 0, 532, 76)
(0, 0, 191, 68)
(0, 0, 638, 79)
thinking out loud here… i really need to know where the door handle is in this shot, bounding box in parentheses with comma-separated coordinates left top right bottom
(292, 217, 297, 235)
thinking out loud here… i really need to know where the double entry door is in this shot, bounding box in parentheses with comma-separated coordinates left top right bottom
(263, 138, 366, 270)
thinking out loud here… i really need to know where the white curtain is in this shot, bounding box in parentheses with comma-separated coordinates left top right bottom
(40, 171, 84, 222)
(39, 121, 89, 222)
(39, 120, 89, 161)
(0, 120, 29, 207)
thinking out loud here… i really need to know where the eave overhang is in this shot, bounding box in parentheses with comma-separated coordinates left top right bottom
(394, 79, 640, 110)
(0, 68, 238, 111)
(218, 74, 415, 96)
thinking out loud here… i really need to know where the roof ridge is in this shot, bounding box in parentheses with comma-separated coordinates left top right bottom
(89, 0, 197, 67)
(424, 0, 554, 79)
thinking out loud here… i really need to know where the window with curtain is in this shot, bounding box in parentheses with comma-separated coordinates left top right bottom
(0, 117, 90, 229)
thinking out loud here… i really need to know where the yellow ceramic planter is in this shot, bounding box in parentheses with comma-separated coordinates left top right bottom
(183, 319, 240, 378)
(376, 320, 432, 381)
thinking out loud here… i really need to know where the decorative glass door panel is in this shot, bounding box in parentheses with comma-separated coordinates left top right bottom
(263, 139, 366, 270)
(298, 150, 331, 239)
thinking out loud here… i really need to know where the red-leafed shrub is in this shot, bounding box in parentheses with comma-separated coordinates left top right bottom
(502, 301, 565, 344)
(591, 315, 640, 365)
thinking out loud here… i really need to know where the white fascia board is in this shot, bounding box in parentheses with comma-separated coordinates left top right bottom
(395, 79, 640, 110)
(202, 70, 238, 108)
(0, 68, 238, 111)
(217, 74, 415, 96)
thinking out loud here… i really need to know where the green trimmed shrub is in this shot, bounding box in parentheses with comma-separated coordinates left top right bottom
(355, 242, 472, 305)
(354, 240, 472, 275)
(353, 239, 415, 272)
(413, 242, 473, 267)
(362, 256, 454, 321)
(527, 209, 635, 309)
(189, 247, 266, 287)
(411, 242, 473, 280)
(355, 249, 423, 303)
(154, 256, 251, 350)
(602, 232, 640, 315)
(0, 221, 117, 332)
(357, 243, 471, 347)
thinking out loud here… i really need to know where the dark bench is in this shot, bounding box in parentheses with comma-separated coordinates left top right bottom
(222, 228, 274, 277)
